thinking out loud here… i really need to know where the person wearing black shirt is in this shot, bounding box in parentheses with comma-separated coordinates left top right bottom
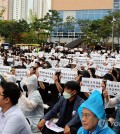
(38, 81, 84, 134)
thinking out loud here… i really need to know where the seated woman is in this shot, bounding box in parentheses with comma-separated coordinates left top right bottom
(19, 66, 44, 133)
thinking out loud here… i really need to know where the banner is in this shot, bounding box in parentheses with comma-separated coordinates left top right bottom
(61, 70, 77, 84)
(106, 80, 120, 96)
(38, 69, 55, 83)
(81, 78, 102, 93)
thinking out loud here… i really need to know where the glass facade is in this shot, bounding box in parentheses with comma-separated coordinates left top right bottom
(52, 9, 111, 38)
(76, 10, 110, 20)
(114, 0, 120, 11)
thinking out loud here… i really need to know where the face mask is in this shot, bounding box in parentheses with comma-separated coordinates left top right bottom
(63, 91, 71, 99)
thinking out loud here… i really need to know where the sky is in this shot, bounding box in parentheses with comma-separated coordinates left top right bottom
(28, 0, 33, 10)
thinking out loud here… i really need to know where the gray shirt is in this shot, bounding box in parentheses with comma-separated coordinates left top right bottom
(0, 105, 32, 134)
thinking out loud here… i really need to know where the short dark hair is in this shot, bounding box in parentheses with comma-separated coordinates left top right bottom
(35, 61, 40, 67)
(64, 81, 80, 92)
(1, 81, 21, 105)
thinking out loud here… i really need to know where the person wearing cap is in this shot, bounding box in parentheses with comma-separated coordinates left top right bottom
(38, 81, 84, 134)
(77, 90, 115, 134)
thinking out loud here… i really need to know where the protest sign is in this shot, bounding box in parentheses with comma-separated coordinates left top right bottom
(114, 58, 120, 68)
(90, 53, 101, 59)
(0, 66, 11, 74)
(0, 60, 3, 66)
(38, 69, 55, 83)
(107, 58, 116, 66)
(92, 58, 105, 65)
(15, 69, 27, 81)
(7, 58, 14, 62)
(81, 78, 102, 93)
(59, 59, 69, 67)
(61, 70, 77, 84)
(74, 57, 88, 66)
(95, 65, 111, 77)
(106, 80, 120, 96)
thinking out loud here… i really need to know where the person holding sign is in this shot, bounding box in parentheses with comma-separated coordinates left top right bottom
(19, 66, 44, 133)
(105, 91, 120, 134)
(102, 73, 116, 128)
(38, 81, 84, 134)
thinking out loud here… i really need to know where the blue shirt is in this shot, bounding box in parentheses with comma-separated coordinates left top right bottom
(0, 105, 32, 134)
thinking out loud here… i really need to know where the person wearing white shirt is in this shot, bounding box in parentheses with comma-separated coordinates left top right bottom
(0, 81, 32, 134)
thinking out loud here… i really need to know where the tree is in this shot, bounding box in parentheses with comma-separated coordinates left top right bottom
(28, 9, 37, 24)
(64, 16, 76, 41)
(43, 10, 62, 42)
(77, 19, 91, 36)
(112, 11, 120, 45)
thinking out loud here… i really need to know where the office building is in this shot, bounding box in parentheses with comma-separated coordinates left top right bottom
(51, 0, 114, 38)
(13, 0, 28, 20)
(114, 0, 120, 11)
(33, 0, 51, 18)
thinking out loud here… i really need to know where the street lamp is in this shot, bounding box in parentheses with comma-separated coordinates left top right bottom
(112, 17, 116, 50)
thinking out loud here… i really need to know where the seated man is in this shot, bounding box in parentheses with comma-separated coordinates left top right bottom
(77, 90, 115, 134)
(38, 81, 84, 134)
(0, 81, 32, 134)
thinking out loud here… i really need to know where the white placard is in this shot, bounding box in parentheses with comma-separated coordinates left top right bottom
(59, 59, 69, 67)
(61, 70, 77, 84)
(0, 60, 3, 66)
(95, 65, 111, 77)
(90, 53, 101, 58)
(38, 69, 55, 83)
(75, 57, 87, 66)
(106, 80, 120, 96)
(107, 58, 116, 66)
(81, 78, 102, 93)
(114, 64, 120, 68)
(7, 58, 13, 62)
(92, 58, 105, 65)
(0, 66, 11, 74)
(15, 69, 27, 81)
(49, 60, 58, 67)
(25, 53, 32, 57)
(4, 46, 9, 49)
